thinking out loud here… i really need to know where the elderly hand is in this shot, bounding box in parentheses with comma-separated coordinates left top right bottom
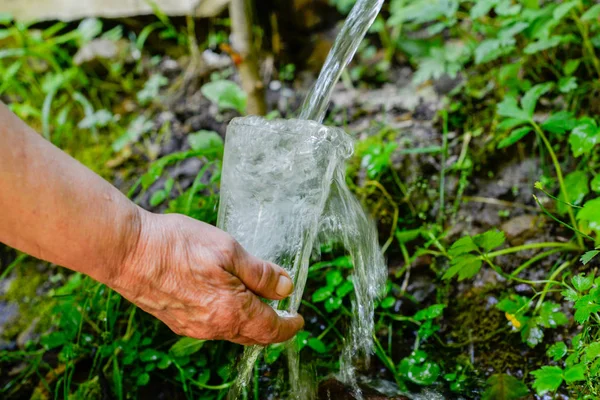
(111, 211, 304, 346)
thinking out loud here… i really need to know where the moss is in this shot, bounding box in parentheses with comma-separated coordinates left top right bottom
(69, 376, 102, 400)
(443, 286, 532, 377)
(1, 261, 54, 340)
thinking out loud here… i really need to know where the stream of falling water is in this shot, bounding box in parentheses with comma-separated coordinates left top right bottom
(218, 0, 387, 398)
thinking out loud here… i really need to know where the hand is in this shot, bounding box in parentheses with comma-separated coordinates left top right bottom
(111, 211, 304, 345)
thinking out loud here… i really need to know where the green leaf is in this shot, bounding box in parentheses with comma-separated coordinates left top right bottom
(417, 319, 440, 341)
(547, 342, 568, 361)
(591, 175, 600, 192)
(136, 372, 150, 386)
(496, 295, 530, 314)
(336, 280, 354, 298)
(380, 297, 396, 309)
(474, 230, 506, 252)
(564, 363, 586, 383)
(113, 358, 123, 400)
(574, 294, 600, 323)
(538, 302, 568, 328)
(561, 288, 579, 302)
(572, 273, 594, 292)
(395, 228, 422, 244)
(326, 270, 344, 287)
(149, 190, 167, 207)
(569, 119, 600, 157)
(521, 83, 553, 116)
(524, 36, 562, 54)
(585, 342, 600, 361)
(531, 366, 563, 395)
(577, 198, 600, 231)
(361, 142, 398, 179)
(541, 111, 578, 135)
(563, 59, 581, 76)
(41, 331, 68, 350)
(169, 338, 205, 358)
(581, 250, 599, 265)
(443, 254, 482, 281)
(475, 38, 516, 64)
(521, 319, 544, 347)
(157, 356, 172, 369)
(497, 96, 530, 121)
(414, 304, 446, 321)
(553, 1, 578, 21)
(312, 287, 333, 303)
(558, 76, 577, 93)
(201, 80, 247, 114)
(139, 349, 164, 362)
(558, 171, 589, 214)
(497, 117, 528, 131)
(324, 296, 343, 312)
(482, 374, 529, 400)
(296, 331, 310, 351)
(398, 351, 440, 386)
(471, 0, 498, 18)
(497, 126, 532, 148)
(264, 343, 285, 364)
(582, 4, 600, 21)
(307, 337, 327, 354)
(495, 1, 521, 16)
(448, 236, 478, 257)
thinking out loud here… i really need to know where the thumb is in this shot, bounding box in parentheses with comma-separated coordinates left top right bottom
(227, 247, 294, 300)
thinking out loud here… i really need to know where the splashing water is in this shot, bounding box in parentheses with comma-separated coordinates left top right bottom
(218, 0, 387, 398)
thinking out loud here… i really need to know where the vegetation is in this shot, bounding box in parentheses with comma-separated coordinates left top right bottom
(2, 0, 600, 398)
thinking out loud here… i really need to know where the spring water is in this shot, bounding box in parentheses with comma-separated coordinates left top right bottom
(217, 0, 387, 398)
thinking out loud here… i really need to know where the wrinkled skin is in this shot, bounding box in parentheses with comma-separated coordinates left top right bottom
(112, 211, 304, 346)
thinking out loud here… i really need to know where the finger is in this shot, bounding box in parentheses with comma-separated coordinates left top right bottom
(227, 247, 294, 300)
(240, 295, 304, 345)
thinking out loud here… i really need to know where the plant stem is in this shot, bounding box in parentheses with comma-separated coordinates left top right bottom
(438, 110, 449, 226)
(534, 259, 574, 312)
(509, 248, 564, 279)
(486, 241, 580, 259)
(531, 122, 584, 248)
(574, 14, 600, 79)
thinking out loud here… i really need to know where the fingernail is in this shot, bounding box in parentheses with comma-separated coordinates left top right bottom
(276, 275, 293, 297)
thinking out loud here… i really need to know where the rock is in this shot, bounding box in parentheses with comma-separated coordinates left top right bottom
(318, 378, 409, 400)
(501, 214, 542, 245)
(0, 301, 18, 336)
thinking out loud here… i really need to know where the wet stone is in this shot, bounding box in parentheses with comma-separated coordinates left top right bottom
(317, 379, 409, 400)
(501, 214, 542, 245)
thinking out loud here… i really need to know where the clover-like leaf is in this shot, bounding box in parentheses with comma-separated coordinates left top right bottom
(569, 118, 600, 157)
(473, 229, 506, 252)
(547, 342, 568, 361)
(443, 254, 482, 281)
(531, 366, 563, 395)
(572, 273, 594, 292)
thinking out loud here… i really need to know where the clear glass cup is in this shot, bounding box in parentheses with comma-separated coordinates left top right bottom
(217, 115, 353, 312)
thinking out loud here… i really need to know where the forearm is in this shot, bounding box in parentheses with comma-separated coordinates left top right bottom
(0, 101, 141, 285)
